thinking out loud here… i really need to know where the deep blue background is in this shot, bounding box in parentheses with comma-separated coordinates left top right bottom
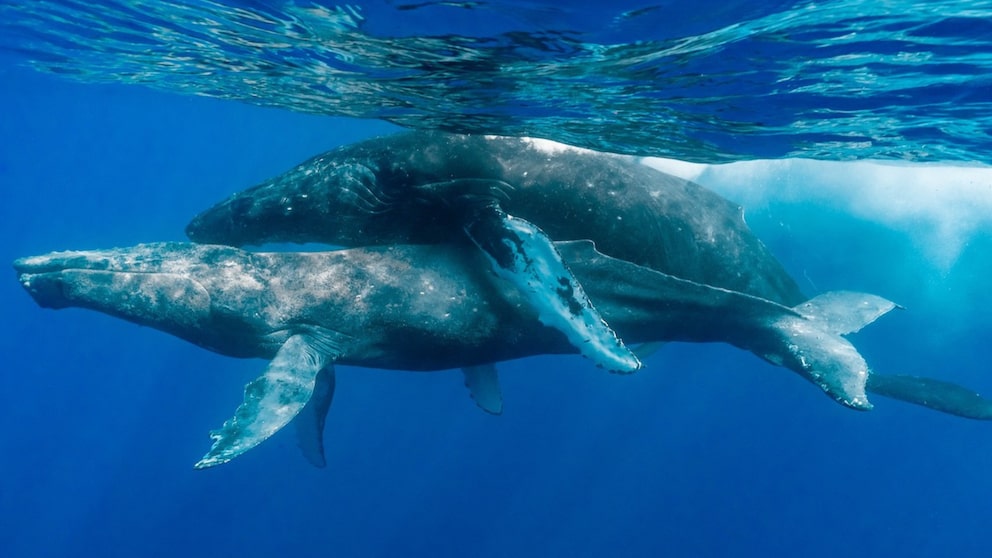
(2, 62, 991, 557)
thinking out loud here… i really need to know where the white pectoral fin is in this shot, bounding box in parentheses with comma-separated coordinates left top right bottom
(194, 328, 347, 469)
(462, 364, 503, 415)
(464, 204, 641, 374)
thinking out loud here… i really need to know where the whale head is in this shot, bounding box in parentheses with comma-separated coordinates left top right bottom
(13, 243, 269, 356)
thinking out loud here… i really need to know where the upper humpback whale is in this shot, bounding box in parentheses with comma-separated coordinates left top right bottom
(15, 241, 992, 468)
(186, 132, 803, 307)
(186, 132, 803, 378)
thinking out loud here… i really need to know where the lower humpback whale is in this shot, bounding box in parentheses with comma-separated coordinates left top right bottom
(15, 241, 992, 468)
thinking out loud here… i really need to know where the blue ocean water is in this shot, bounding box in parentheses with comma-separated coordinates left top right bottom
(1, 2, 991, 557)
(2, 0, 992, 161)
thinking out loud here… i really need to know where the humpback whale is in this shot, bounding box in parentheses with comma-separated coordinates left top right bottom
(15, 241, 992, 468)
(186, 132, 805, 378)
(185, 132, 803, 307)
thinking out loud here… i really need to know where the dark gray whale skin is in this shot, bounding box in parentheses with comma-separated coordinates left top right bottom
(15, 242, 992, 467)
(11, 241, 802, 371)
(186, 131, 806, 307)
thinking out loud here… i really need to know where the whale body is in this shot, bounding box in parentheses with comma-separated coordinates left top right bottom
(18, 241, 991, 468)
(186, 132, 810, 377)
(187, 132, 805, 307)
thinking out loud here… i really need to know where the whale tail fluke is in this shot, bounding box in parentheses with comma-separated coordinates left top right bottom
(779, 292, 992, 420)
(792, 291, 901, 335)
(762, 292, 899, 410)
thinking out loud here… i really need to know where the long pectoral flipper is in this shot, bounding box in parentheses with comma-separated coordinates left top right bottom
(195, 328, 347, 469)
(463, 364, 503, 415)
(462, 200, 641, 374)
(867, 374, 992, 420)
(294, 366, 337, 468)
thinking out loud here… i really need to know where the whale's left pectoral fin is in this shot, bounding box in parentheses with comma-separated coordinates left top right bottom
(867, 373, 992, 420)
(294, 365, 336, 468)
(194, 328, 349, 469)
(463, 364, 503, 415)
(461, 198, 641, 374)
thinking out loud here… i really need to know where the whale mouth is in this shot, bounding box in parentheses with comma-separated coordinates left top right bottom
(13, 252, 122, 310)
(13, 252, 95, 309)
(13, 244, 216, 323)
(15, 269, 71, 309)
(15, 249, 130, 309)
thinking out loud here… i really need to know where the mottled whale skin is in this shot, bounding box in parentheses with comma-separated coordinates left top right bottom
(12, 241, 814, 375)
(186, 131, 806, 308)
(16, 241, 992, 468)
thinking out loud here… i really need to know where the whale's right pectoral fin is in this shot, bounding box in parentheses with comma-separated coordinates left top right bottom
(194, 327, 349, 469)
(461, 198, 640, 374)
(462, 364, 503, 415)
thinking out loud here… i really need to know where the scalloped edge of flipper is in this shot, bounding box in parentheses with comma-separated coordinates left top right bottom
(194, 328, 347, 469)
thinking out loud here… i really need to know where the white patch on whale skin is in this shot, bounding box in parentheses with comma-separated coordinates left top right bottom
(487, 135, 598, 156)
(641, 157, 708, 181)
(481, 214, 640, 373)
(521, 137, 593, 155)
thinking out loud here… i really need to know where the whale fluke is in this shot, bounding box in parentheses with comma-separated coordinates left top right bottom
(759, 292, 898, 410)
(793, 291, 901, 335)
